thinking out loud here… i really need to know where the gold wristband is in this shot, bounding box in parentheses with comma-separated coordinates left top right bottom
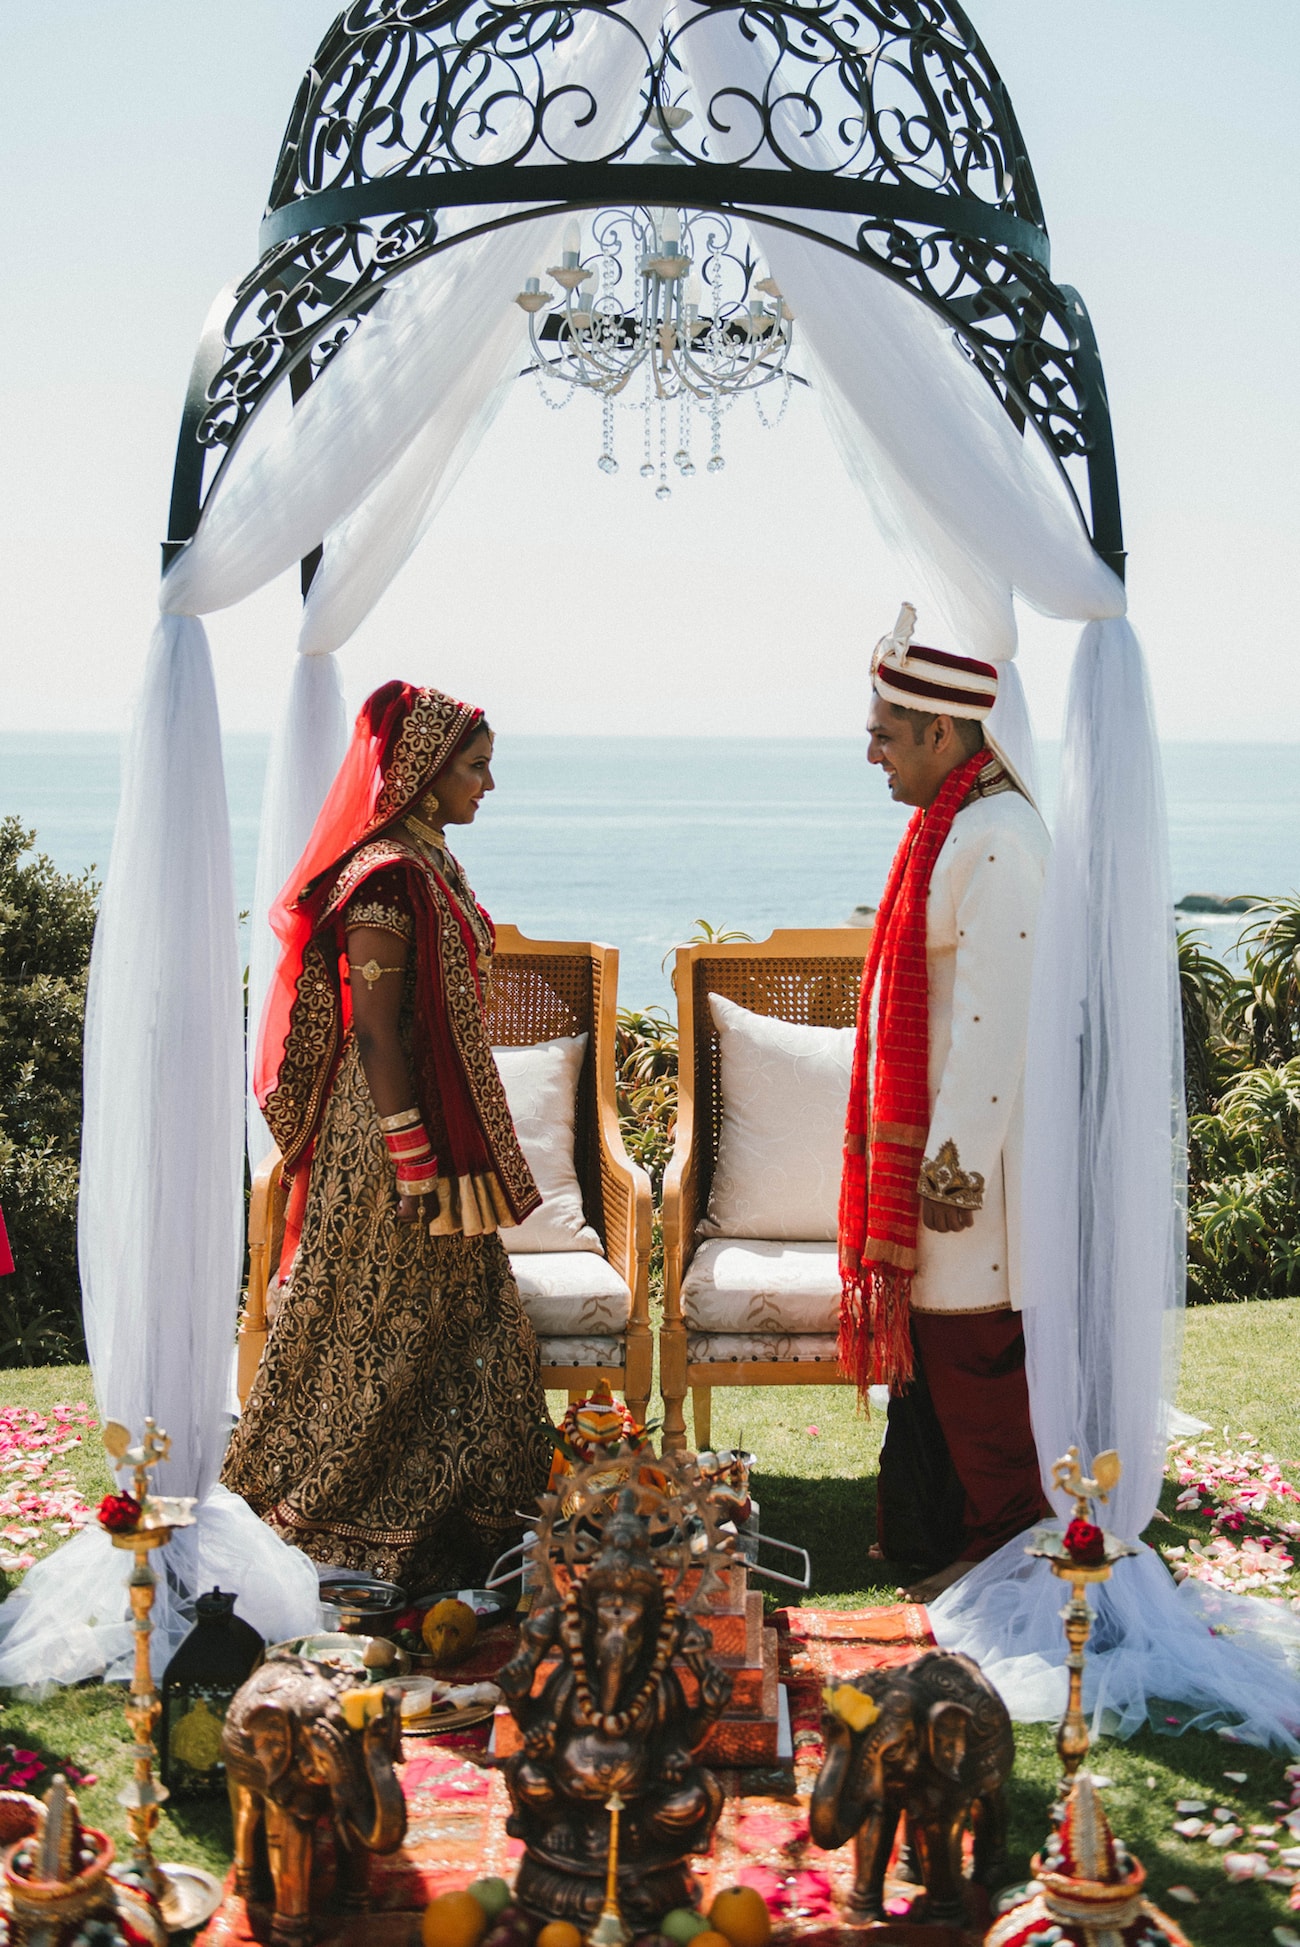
(378, 1107, 423, 1133)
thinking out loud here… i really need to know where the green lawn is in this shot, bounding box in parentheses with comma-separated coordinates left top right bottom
(3, 1299, 1300, 1943)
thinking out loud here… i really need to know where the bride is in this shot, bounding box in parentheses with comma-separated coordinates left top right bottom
(222, 681, 551, 1589)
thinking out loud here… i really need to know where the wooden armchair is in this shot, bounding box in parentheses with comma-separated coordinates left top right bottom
(659, 928, 869, 1452)
(238, 926, 654, 1422)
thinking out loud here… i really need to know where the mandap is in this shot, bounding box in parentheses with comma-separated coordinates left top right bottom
(3, 0, 1298, 1743)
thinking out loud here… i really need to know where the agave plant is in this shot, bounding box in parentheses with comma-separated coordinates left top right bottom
(1178, 928, 1246, 1114)
(1237, 895, 1300, 1063)
(1218, 1060, 1300, 1159)
(661, 918, 755, 980)
(614, 1005, 678, 1201)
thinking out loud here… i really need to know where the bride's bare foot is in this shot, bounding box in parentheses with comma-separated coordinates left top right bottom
(897, 1558, 974, 1605)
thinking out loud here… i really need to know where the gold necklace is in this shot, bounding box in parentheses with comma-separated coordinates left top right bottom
(404, 809, 447, 849)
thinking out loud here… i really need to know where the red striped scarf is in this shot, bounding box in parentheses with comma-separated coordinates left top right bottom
(838, 749, 992, 1393)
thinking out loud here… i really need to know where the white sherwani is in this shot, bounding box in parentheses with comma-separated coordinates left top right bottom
(905, 787, 1050, 1316)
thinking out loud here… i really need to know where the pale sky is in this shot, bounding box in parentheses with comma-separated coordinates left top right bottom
(1, 2, 1297, 741)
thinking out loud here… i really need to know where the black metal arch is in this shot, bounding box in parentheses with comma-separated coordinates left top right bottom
(162, 0, 1124, 581)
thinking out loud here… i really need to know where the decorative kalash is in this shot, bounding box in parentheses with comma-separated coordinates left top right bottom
(987, 1450, 1192, 1947)
(96, 1419, 225, 1934)
(496, 1454, 735, 1935)
(0, 1774, 164, 1946)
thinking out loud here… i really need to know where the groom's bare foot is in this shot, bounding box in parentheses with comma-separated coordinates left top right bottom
(898, 1558, 974, 1604)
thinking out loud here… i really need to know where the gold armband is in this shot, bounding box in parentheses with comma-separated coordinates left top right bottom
(918, 1140, 985, 1211)
(350, 957, 405, 990)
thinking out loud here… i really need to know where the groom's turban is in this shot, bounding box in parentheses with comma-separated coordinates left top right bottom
(871, 603, 999, 720)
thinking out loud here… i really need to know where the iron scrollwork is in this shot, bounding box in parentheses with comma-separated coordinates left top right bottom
(163, 0, 1122, 578)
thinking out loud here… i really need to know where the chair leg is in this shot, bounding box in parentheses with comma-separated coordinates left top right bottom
(691, 1387, 712, 1454)
(659, 1321, 689, 1453)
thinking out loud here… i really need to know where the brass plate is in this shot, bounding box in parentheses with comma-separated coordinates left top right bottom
(401, 1703, 498, 1738)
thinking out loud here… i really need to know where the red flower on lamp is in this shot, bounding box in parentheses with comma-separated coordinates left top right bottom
(97, 1491, 142, 1535)
(1063, 1517, 1106, 1566)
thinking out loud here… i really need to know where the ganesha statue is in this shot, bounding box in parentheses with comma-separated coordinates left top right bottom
(222, 1656, 407, 1945)
(499, 1484, 733, 1932)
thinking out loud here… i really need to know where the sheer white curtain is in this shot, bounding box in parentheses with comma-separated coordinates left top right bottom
(160, 0, 668, 631)
(2, 4, 676, 1688)
(930, 622, 1300, 1750)
(0, 618, 319, 1687)
(247, 651, 349, 1166)
(674, 0, 1300, 1746)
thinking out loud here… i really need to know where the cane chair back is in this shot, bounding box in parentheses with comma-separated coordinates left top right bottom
(238, 926, 653, 1421)
(660, 927, 869, 1451)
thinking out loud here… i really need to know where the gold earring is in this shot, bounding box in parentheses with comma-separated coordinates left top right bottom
(423, 792, 440, 816)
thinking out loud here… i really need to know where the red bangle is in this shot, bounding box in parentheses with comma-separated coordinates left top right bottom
(382, 1115, 438, 1196)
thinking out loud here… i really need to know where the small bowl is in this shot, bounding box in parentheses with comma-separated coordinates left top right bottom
(317, 1574, 408, 1633)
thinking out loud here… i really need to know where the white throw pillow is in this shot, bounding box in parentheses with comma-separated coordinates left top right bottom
(699, 993, 854, 1242)
(492, 1034, 602, 1253)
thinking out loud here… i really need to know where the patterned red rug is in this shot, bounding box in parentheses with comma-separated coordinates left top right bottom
(199, 1605, 988, 1947)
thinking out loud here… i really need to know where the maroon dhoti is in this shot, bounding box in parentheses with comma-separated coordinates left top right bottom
(909, 1309, 1049, 1563)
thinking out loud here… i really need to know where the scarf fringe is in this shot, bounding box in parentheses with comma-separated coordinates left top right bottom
(839, 1264, 915, 1397)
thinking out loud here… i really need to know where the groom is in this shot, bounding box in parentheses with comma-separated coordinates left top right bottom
(839, 606, 1051, 1602)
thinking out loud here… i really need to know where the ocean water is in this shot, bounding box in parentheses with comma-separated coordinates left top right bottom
(2, 734, 1297, 1006)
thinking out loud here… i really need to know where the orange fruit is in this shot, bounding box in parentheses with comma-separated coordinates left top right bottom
(422, 1598, 478, 1665)
(536, 1926, 583, 1947)
(422, 1890, 490, 1947)
(690, 1932, 733, 1947)
(709, 1886, 772, 1947)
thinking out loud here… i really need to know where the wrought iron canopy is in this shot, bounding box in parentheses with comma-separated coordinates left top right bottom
(163, 0, 1123, 580)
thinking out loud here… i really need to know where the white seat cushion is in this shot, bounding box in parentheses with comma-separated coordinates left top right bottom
(511, 1251, 632, 1337)
(681, 1238, 842, 1335)
(687, 1331, 841, 1366)
(493, 1034, 602, 1252)
(538, 1334, 625, 1366)
(700, 993, 853, 1242)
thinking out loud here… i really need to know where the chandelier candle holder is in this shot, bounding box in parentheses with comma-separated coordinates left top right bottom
(514, 163, 795, 497)
(98, 1419, 224, 1934)
(1027, 1447, 1137, 1781)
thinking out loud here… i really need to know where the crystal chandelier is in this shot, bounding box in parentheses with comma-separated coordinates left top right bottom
(514, 186, 795, 498)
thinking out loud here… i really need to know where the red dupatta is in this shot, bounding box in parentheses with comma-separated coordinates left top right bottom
(254, 683, 539, 1234)
(837, 749, 991, 1393)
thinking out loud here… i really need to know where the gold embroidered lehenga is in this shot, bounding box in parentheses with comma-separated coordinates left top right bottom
(221, 684, 552, 1588)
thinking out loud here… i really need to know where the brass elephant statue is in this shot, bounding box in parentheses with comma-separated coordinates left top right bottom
(222, 1656, 408, 1945)
(810, 1649, 1014, 1926)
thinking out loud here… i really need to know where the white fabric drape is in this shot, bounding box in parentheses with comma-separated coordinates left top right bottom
(24, 1, 1296, 1736)
(161, 0, 667, 637)
(674, 4, 1122, 663)
(296, 280, 544, 658)
(930, 621, 1300, 1747)
(246, 650, 349, 1165)
(158, 217, 566, 621)
(673, 3, 1300, 1744)
(0, 617, 319, 1684)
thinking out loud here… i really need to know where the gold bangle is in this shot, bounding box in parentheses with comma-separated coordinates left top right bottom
(378, 1107, 423, 1133)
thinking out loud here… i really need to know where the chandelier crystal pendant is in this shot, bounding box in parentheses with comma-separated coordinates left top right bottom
(514, 185, 795, 498)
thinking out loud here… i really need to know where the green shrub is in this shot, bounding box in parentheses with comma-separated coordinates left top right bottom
(0, 818, 97, 1362)
(1182, 908, 1300, 1304)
